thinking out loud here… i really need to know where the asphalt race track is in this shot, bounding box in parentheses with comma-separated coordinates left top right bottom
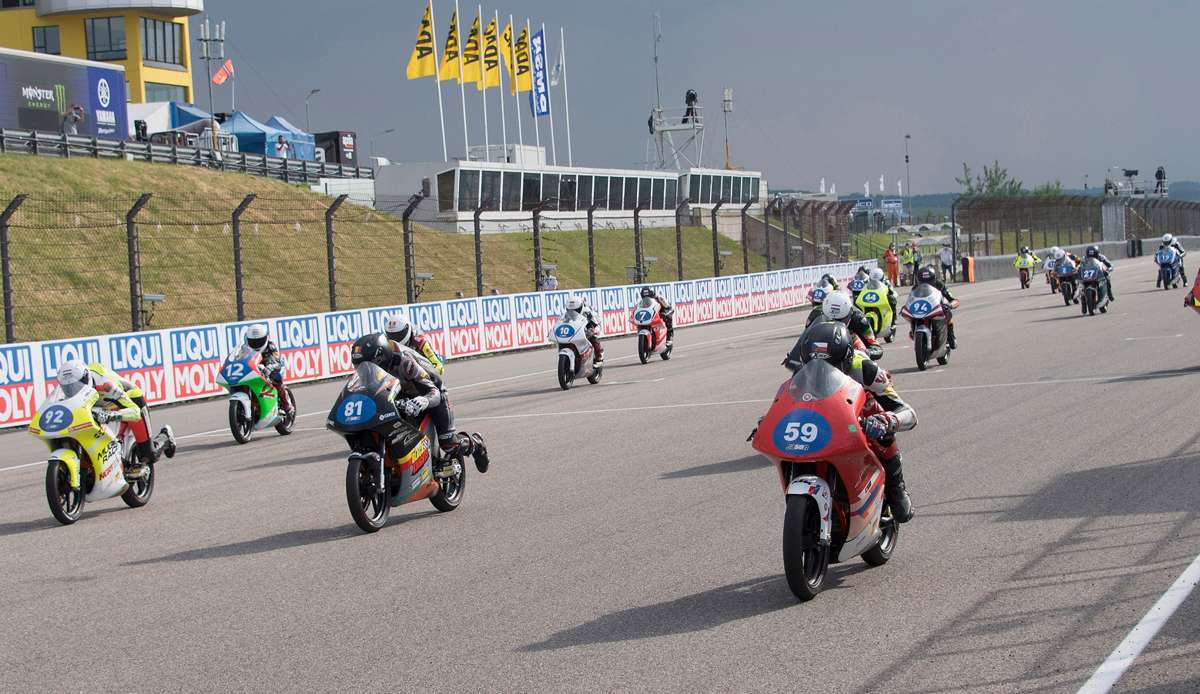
(1, 258, 1197, 693)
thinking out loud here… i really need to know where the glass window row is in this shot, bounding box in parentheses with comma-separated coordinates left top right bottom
(685, 174, 760, 205)
(447, 170, 681, 213)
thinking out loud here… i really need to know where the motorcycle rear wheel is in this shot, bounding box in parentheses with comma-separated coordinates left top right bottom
(120, 463, 154, 508)
(430, 456, 466, 512)
(346, 456, 390, 533)
(274, 389, 296, 436)
(783, 495, 829, 601)
(586, 365, 603, 384)
(229, 401, 254, 444)
(557, 355, 572, 391)
(638, 334, 650, 364)
(862, 503, 899, 566)
(45, 460, 83, 525)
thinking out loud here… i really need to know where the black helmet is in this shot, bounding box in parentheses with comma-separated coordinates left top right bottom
(1085, 245, 1099, 258)
(1020, 246, 1030, 254)
(796, 321, 853, 368)
(350, 333, 393, 368)
(640, 286, 655, 299)
(820, 273, 835, 286)
(916, 265, 936, 285)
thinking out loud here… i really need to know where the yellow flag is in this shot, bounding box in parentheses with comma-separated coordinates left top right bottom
(510, 25, 532, 95)
(406, 1, 437, 80)
(480, 17, 500, 91)
(500, 22, 514, 77)
(462, 13, 482, 85)
(438, 9, 461, 82)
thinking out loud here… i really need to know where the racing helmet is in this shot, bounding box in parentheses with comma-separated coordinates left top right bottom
(639, 286, 655, 299)
(868, 268, 885, 283)
(820, 273, 836, 286)
(1020, 246, 1030, 255)
(1050, 246, 1061, 258)
(56, 359, 91, 388)
(1054, 248, 1066, 260)
(797, 321, 853, 368)
(1085, 245, 1099, 258)
(350, 333, 393, 368)
(245, 324, 269, 351)
(822, 292, 853, 321)
(384, 316, 412, 345)
(565, 295, 585, 312)
(916, 265, 937, 285)
(1162, 233, 1174, 245)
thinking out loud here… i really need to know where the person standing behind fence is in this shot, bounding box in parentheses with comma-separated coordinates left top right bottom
(899, 243, 914, 286)
(1155, 166, 1166, 195)
(61, 104, 84, 136)
(539, 269, 558, 291)
(938, 244, 955, 282)
(884, 243, 899, 285)
(276, 135, 290, 159)
(907, 240, 923, 284)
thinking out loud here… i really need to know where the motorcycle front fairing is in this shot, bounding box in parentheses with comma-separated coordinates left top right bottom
(29, 384, 128, 499)
(552, 311, 592, 374)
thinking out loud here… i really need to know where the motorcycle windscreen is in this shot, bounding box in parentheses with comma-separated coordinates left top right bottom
(328, 362, 400, 433)
(788, 359, 852, 402)
(1078, 259, 1105, 283)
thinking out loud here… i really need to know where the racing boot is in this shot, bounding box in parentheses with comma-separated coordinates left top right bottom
(436, 433, 468, 478)
(275, 381, 295, 416)
(590, 336, 605, 366)
(882, 453, 915, 523)
(153, 425, 177, 460)
(946, 323, 957, 350)
(468, 432, 489, 474)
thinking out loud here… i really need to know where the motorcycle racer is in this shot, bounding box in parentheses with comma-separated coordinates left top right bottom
(245, 324, 295, 416)
(566, 295, 605, 366)
(913, 265, 958, 349)
(385, 316, 445, 376)
(54, 359, 176, 477)
(639, 286, 674, 348)
(818, 292, 883, 360)
(783, 321, 917, 522)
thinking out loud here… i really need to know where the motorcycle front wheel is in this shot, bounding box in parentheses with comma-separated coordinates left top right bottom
(915, 334, 929, 371)
(557, 354, 573, 391)
(346, 455, 390, 533)
(638, 334, 650, 364)
(45, 460, 83, 525)
(783, 495, 829, 601)
(228, 401, 254, 444)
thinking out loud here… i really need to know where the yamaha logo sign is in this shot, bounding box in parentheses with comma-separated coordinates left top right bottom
(96, 78, 111, 108)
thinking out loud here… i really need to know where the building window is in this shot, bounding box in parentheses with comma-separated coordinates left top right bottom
(32, 26, 60, 55)
(742, 177, 752, 203)
(577, 175, 593, 210)
(721, 176, 732, 203)
(141, 17, 184, 66)
(623, 176, 637, 210)
(700, 175, 712, 204)
(2, 1, 37, 7)
(86, 17, 126, 61)
(559, 175, 576, 212)
(637, 178, 651, 209)
(437, 170, 455, 212)
(521, 173, 541, 211)
(457, 169, 480, 211)
(480, 170, 500, 211)
(651, 179, 665, 209)
(751, 177, 760, 201)
(665, 179, 677, 209)
(145, 82, 186, 102)
(732, 176, 742, 204)
(688, 175, 700, 203)
(601, 177, 616, 210)
(501, 171, 521, 211)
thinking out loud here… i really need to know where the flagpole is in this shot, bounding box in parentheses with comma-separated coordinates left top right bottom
(495, 9, 508, 163)
(231, 65, 236, 111)
(455, 0, 469, 159)
(560, 26, 572, 167)
(542, 22, 557, 166)
(476, 7, 489, 162)
(527, 19, 540, 156)
(430, 0, 449, 161)
(510, 14, 523, 151)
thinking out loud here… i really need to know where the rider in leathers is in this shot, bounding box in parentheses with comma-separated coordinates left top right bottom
(1161, 234, 1188, 285)
(810, 291, 883, 360)
(1083, 246, 1116, 301)
(913, 265, 958, 349)
(640, 286, 674, 347)
(566, 295, 604, 365)
(783, 321, 917, 522)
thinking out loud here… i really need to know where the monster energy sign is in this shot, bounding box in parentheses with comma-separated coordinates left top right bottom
(0, 49, 127, 137)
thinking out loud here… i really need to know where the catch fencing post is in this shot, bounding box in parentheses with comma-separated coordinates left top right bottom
(473, 206, 484, 296)
(587, 203, 598, 287)
(532, 209, 543, 291)
(231, 194, 255, 321)
(711, 200, 725, 276)
(782, 200, 791, 268)
(675, 201, 688, 280)
(0, 194, 27, 342)
(325, 194, 348, 311)
(126, 194, 152, 332)
(401, 193, 424, 304)
(633, 206, 645, 283)
(740, 201, 753, 274)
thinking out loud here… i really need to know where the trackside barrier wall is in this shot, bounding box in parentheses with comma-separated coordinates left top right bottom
(0, 261, 872, 428)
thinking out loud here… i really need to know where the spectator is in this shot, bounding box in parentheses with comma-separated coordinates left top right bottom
(938, 244, 955, 282)
(539, 269, 558, 291)
(276, 135, 290, 160)
(61, 104, 84, 136)
(682, 89, 698, 124)
(884, 243, 899, 285)
(1155, 166, 1166, 195)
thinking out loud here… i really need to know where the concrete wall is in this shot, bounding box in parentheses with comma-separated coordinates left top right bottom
(967, 236, 1200, 282)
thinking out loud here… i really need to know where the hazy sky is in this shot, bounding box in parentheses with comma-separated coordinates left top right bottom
(193, 1, 1198, 193)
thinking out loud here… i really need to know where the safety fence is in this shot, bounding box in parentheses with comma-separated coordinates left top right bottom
(0, 260, 872, 427)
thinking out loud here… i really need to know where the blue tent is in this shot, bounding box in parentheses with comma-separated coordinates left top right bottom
(265, 116, 316, 161)
(170, 102, 212, 129)
(225, 111, 289, 157)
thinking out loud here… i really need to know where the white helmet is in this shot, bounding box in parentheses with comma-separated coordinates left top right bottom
(245, 323, 269, 351)
(384, 316, 412, 344)
(56, 359, 90, 388)
(1049, 246, 1061, 257)
(1162, 233, 1174, 245)
(1054, 248, 1066, 260)
(565, 295, 584, 312)
(868, 268, 885, 283)
(822, 292, 853, 321)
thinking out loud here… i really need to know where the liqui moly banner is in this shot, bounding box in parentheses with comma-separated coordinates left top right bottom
(0, 260, 872, 427)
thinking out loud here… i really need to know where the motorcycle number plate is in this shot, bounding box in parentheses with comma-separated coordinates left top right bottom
(810, 289, 827, 302)
(633, 309, 653, 323)
(336, 394, 377, 426)
(1081, 269, 1098, 280)
(861, 291, 880, 304)
(222, 361, 249, 383)
(908, 299, 933, 316)
(850, 280, 865, 291)
(39, 404, 73, 433)
(772, 410, 833, 455)
(554, 324, 575, 340)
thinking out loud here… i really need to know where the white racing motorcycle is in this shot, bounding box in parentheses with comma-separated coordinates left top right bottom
(551, 309, 603, 390)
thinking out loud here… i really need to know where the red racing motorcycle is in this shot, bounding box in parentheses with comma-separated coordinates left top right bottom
(750, 359, 900, 601)
(631, 298, 672, 364)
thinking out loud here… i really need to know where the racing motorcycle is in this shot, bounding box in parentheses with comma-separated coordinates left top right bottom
(1079, 259, 1111, 317)
(326, 361, 471, 533)
(551, 309, 603, 389)
(1056, 257, 1079, 306)
(1017, 265, 1032, 289)
(28, 380, 175, 525)
(1156, 246, 1182, 290)
(900, 285, 958, 371)
(855, 284, 896, 343)
(847, 276, 868, 303)
(750, 358, 900, 601)
(1045, 258, 1060, 294)
(632, 297, 672, 364)
(217, 345, 297, 443)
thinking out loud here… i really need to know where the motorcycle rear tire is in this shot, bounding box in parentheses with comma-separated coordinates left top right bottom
(346, 456, 390, 533)
(45, 460, 83, 525)
(429, 456, 465, 513)
(783, 495, 829, 601)
(937, 355, 949, 366)
(862, 503, 900, 566)
(586, 365, 602, 384)
(229, 401, 254, 444)
(275, 389, 296, 436)
(120, 463, 154, 508)
(638, 334, 650, 364)
(557, 355, 572, 391)
(660, 344, 671, 360)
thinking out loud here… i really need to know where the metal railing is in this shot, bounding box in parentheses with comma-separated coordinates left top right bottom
(0, 128, 372, 183)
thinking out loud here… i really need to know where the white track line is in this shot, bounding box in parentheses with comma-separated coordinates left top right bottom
(1076, 551, 1200, 693)
(1124, 334, 1183, 341)
(459, 398, 769, 422)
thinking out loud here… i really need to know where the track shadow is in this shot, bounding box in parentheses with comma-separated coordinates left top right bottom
(125, 511, 439, 564)
(0, 506, 129, 537)
(1030, 313, 1086, 323)
(235, 450, 345, 472)
(660, 454, 770, 480)
(521, 575, 795, 651)
(473, 386, 573, 402)
(1102, 366, 1200, 385)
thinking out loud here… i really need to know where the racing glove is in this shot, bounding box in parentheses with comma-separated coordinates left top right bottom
(91, 409, 120, 424)
(403, 396, 429, 419)
(863, 412, 899, 440)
